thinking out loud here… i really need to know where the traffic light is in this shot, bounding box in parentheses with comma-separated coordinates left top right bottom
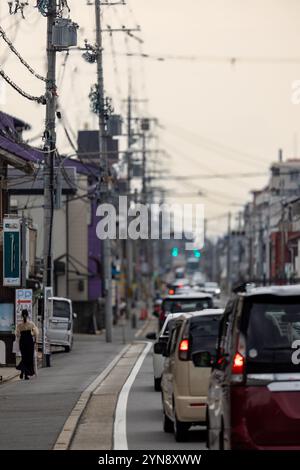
(171, 247, 179, 257)
(194, 249, 201, 258)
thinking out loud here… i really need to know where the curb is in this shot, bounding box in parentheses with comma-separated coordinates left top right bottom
(0, 371, 19, 384)
(53, 343, 131, 451)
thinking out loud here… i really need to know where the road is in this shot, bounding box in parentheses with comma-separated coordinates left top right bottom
(0, 323, 138, 450)
(126, 348, 207, 450)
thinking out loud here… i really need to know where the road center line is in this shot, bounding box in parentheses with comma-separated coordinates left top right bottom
(113, 341, 152, 450)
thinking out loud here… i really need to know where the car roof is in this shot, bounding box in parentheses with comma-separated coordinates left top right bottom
(49, 297, 71, 303)
(175, 308, 224, 321)
(163, 293, 213, 300)
(241, 284, 300, 298)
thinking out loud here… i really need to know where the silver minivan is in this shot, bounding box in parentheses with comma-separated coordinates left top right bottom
(38, 297, 76, 352)
(48, 297, 76, 352)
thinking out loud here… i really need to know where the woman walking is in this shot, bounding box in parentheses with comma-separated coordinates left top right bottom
(16, 309, 39, 380)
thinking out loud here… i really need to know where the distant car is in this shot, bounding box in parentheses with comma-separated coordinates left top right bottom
(161, 309, 224, 441)
(152, 312, 184, 391)
(159, 293, 214, 330)
(208, 285, 300, 450)
(167, 278, 190, 295)
(203, 282, 221, 299)
(175, 267, 185, 279)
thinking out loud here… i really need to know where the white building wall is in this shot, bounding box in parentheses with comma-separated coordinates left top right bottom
(12, 177, 90, 302)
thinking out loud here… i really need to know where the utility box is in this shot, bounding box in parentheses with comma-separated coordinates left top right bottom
(141, 118, 150, 132)
(107, 115, 122, 137)
(52, 18, 78, 50)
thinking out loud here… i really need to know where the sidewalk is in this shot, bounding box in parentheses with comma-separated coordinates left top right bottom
(0, 367, 19, 384)
(0, 316, 148, 387)
(0, 317, 151, 450)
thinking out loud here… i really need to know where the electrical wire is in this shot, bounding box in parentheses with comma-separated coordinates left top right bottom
(0, 24, 46, 81)
(0, 16, 20, 66)
(114, 51, 300, 65)
(0, 67, 46, 103)
(162, 121, 266, 169)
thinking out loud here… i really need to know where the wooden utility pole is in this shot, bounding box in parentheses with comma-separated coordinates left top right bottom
(95, 0, 112, 342)
(43, 0, 57, 367)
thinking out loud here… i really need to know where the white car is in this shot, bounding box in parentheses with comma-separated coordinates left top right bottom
(152, 313, 184, 391)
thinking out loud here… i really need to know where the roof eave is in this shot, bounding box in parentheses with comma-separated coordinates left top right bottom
(0, 149, 35, 175)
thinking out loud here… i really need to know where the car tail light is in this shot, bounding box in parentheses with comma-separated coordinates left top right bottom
(179, 338, 189, 360)
(231, 333, 246, 383)
(168, 289, 175, 295)
(232, 352, 244, 375)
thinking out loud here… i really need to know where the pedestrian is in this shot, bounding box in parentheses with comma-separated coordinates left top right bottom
(16, 309, 39, 380)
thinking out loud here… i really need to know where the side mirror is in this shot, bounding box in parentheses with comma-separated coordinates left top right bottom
(154, 341, 167, 355)
(192, 351, 214, 368)
(73, 312, 77, 319)
(146, 332, 157, 340)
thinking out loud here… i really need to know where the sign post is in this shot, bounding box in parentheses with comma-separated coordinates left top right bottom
(15, 289, 33, 324)
(43, 287, 52, 367)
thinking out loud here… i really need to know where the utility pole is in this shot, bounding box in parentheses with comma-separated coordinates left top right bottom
(142, 131, 147, 203)
(226, 212, 232, 294)
(125, 80, 134, 324)
(95, 0, 112, 343)
(43, 0, 57, 367)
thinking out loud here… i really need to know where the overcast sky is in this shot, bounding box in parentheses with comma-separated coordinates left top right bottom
(1, 0, 300, 235)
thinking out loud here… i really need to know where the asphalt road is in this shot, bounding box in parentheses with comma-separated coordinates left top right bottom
(0, 324, 137, 450)
(126, 348, 207, 450)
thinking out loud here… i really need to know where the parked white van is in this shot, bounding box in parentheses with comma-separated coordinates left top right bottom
(38, 297, 76, 352)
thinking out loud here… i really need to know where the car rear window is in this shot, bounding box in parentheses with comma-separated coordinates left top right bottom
(53, 300, 71, 319)
(244, 297, 300, 373)
(189, 315, 221, 354)
(163, 298, 213, 314)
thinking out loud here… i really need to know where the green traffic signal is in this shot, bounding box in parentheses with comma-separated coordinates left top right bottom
(194, 250, 201, 258)
(171, 247, 179, 257)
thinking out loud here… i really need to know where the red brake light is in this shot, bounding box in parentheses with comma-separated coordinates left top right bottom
(179, 339, 189, 352)
(232, 352, 245, 375)
(169, 289, 175, 295)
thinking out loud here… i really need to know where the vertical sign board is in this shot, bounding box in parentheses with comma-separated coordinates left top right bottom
(3, 218, 21, 287)
(43, 287, 53, 355)
(15, 289, 33, 325)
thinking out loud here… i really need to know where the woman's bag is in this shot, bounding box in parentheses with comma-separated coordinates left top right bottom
(34, 348, 38, 376)
(12, 340, 21, 357)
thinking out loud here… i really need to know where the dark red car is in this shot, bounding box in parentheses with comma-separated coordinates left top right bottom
(207, 285, 300, 450)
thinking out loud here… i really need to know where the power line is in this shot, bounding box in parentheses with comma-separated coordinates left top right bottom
(0, 66, 46, 103)
(0, 24, 46, 81)
(151, 171, 267, 180)
(162, 121, 266, 168)
(115, 51, 300, 65)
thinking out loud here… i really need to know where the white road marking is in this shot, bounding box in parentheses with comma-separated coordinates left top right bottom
(53, 344, 130, 450)
(113, 341, 152, 450)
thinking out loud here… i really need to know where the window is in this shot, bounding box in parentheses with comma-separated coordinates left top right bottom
(189, 315, 221, 355)
(290, 171, 300, 182)
(163, 297, 213, 314)
(168, 322, 182, 356)
(53, 300, 71, 319)
(244, 297, 300, 373)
